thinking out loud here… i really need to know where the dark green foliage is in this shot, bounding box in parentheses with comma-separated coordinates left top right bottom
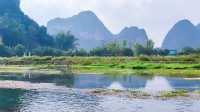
(121, 48, 134, 56)
(0, 0, 20, 14)
(153, 48, 169, 56)
(0, 0, 79, 57)
(0, 45, 14, 57)
(180, 47, 197, 55)
(74, 48, 88, 56)
(14, 44, 26, 56)
(55, 32, 77, 51)
(177, 47, 200, 55)
(90, 41, 134, 56)
(134, 43, 146, 56)
(134, 39, 155, 56)
(32, 47, 67, 56)
(0, 0, 54, 49)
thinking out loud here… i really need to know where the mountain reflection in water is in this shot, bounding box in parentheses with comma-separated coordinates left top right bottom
(0, 73, 199, 90)
(144, 77, 173, 93)
(0, 73, 199, 112)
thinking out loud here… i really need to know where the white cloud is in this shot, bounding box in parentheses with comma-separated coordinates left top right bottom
(20, 0, 200, 47)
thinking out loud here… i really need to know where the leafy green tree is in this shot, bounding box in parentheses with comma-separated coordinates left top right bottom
(90, 41, 134, 56)
(134, 43, 145, 56)
(180, 47, 196, 55)
(121, 48, 134, 56)
(74, 48, 88, 56)
(146, 39, 154, 50)
(106, 41, 121, 56)
(153, 48, 169, 56)
(14, 44, 26, 56)
(90, 47, 106, 56)
(0, 45, 14, 57)
(134, 39, 155, 56)
(55, 32, 77, 51)
(0, 0, 55, 49)
(32, 47, 65, 56)
(122, 40, 127, 48)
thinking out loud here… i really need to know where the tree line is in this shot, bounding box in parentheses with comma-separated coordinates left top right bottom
(0, 32, 77, 57)
(0, 31, 199, 57)
(76, 39, 170, 56)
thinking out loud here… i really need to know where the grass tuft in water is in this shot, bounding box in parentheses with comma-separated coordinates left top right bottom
(160, 90, 189, 98)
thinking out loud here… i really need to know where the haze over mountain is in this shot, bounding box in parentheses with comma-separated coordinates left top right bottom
(21, 0, 200, 47)
(47, 11, 148, 49)
(115, 27, 148, 47)
(47, 11, 113, 49)
(162, 19, 200, 51)
(2, 0, 200, 52)
(196, 24, 200, 31)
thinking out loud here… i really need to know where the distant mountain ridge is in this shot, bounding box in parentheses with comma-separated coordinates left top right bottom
(47, 11, 148, 49)
(1, 1, 200, 51)
(115, 27, 148, 47)
(162, 19, 200, 51)
(48, 11, 113, 41)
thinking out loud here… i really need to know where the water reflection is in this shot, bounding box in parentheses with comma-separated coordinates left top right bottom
(0, 73, 199, 91)
(0, 88, 200, 112)
(167, 78, 200, 90)
(0, 73, 75, 88)
(144, 77, 173, 93)
(107, 82, 125, 90)
(0, 73, 199, 112)
(73, 74, 200, 91)
(73, 74, 148, 89)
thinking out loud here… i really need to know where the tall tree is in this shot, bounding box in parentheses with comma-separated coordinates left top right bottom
(55, 32, 77, 51)
(14, 44, 26, 56)
(134, 39, 155, 56)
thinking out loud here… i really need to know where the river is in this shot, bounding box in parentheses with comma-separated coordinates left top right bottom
(0, 73, 199, 112)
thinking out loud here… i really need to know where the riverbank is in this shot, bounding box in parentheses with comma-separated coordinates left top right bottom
(0, 56, 200, 77)
(0, 65, 63, 75)
(1, 64, 200, 78)
(72, 66, 200, 78)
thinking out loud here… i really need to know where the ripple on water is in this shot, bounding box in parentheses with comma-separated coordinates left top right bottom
(0, 74, 200, 112)
(17, 90, 200, 112)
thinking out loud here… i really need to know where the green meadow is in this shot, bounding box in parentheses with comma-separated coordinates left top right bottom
(0, 55, 199, 77)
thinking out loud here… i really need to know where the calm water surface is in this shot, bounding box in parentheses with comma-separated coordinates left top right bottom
(0, 73, 200, 112)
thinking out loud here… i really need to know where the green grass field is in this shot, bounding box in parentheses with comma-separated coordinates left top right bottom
(0, 55, 200, 77)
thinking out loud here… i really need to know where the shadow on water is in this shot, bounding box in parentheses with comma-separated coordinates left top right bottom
(0, 89, 26, 112)
(0, 73, 75, 88)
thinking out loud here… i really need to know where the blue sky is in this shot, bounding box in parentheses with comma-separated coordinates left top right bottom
(20, 0, 200, 47)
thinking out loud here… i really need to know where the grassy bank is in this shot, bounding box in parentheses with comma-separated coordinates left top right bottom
(0, 65, 65, 75)
(1, 55, 200, 65)
(0, 56, 200, 77)
(72, 65, 200, 77)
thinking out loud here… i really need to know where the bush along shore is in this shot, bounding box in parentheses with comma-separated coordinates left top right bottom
(0, 56, 200, 77)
